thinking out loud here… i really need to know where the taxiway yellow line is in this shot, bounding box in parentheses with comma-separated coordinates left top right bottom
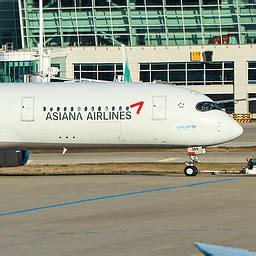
(158, 157, 179, 163)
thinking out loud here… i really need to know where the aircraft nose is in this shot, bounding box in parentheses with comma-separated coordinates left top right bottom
(217, 115, 243, 144)
(225, 118, 243, 141)
(233, 121, 243, 139)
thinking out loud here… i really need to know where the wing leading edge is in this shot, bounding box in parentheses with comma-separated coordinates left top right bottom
(195, 242, 256, 256)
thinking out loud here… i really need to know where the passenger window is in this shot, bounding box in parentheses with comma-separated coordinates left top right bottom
(43, 107, 46, 111)
(57, 107, 60, 111)
(84, 106, 88, 111)
(77, 107, 81, 111)
(50, 107, 53, 112)
(91, 106, 95, 111)
(105, 106, 108, 111)
(98, 106, 101, 111)
(71, 107, 74, 112)
(119, 106, 122, 111)
(126, 106, 129, 111)
(64, 107, 67, 111)
(112, 106, 115, 111)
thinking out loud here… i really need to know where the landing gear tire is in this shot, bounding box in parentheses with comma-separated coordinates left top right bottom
(184, 166, 198, 177)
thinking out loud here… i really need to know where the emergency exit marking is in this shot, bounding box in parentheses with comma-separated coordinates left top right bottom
(191, 52, 202, 61)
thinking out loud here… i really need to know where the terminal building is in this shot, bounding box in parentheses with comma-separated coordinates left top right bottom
(0, 0, 256, 113)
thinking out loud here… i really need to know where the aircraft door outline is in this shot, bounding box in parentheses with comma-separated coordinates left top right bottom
(21, 97, 35, 122)
(152, 96, 166, 120)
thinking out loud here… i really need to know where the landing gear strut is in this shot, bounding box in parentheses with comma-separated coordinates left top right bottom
(184, 155, 199, 176)
(184, 147, 206, 177)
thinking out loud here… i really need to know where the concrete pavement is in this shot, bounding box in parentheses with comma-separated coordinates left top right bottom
(1, 175, 256, 256)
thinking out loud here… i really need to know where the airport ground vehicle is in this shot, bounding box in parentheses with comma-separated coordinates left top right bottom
(243, 158, 256, 175)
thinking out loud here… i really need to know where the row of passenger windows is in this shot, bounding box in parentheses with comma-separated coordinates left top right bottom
(43, 106, 130, 112)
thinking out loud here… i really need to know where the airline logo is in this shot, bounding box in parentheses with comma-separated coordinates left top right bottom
(45, 101, 144, 121)
(176, 124, 197, 131)
(130, 101, 144, 114)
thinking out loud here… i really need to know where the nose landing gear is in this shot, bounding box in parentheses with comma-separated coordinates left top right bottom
(184, 155, 199, 176)
(184, 147, 206, 176)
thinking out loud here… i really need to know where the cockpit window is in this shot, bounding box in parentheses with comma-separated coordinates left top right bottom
(196, 101, 222, 112)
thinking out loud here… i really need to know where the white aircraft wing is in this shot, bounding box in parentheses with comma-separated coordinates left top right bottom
(195, 242, 256, 256)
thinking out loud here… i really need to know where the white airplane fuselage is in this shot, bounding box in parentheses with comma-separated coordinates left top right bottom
(0, 82, 242, 150)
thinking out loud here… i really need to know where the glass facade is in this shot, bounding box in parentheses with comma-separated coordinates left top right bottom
(20, 0, 256, 48)
(0, 61, 37, 82)
(248, 61, 256, 84)
(207, 94, 234, 113)
(74, 63, 123, 81)
(0, 0, 21, 49)
(139, 61, 234, 85)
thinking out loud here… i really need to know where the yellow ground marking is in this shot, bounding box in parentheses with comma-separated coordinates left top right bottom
(158, 157, 179, 163)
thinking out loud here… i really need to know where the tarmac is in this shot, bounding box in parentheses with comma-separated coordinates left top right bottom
(28, 151, 255, 165)
(1, 123, 256, 255)
(1, 175, 256, 256)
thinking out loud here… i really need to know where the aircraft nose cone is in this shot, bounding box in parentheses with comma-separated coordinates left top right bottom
(232, 121, 243, 140)
(220, 117, 243, 143)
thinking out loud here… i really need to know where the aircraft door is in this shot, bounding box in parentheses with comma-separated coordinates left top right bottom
(21, 97, 35, 122)
(152, 96, 166, 120)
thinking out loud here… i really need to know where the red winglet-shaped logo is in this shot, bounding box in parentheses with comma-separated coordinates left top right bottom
(130, 101, 144, 115)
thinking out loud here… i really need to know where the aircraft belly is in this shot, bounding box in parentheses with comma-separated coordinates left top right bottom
(0, 129, 24, 149)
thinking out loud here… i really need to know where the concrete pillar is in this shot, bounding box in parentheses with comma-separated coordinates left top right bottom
(234, 60, 249, 113)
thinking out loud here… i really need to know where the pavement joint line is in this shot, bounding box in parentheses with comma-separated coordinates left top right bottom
(0, 178, 236, 217)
